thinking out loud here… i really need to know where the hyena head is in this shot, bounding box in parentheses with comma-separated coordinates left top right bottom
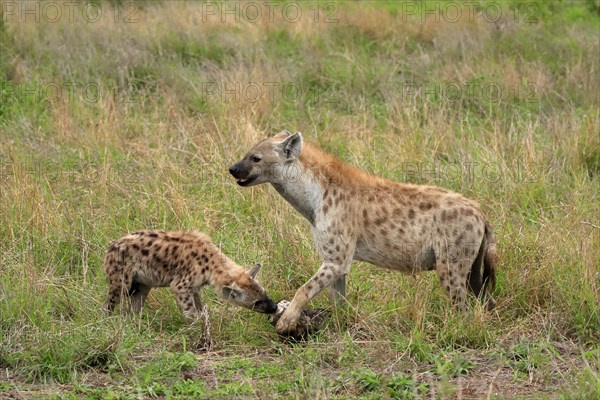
(228, 131, 303, 186)
(219, 263, 278, 314)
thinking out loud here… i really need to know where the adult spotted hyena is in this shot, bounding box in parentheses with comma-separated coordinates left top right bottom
(103, 230, 278, 318)
(229, 131, 497, 336)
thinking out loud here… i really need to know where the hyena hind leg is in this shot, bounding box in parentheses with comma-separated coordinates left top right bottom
(104, 275, 133, 313)
(436, 262, 469, 314)
(128, 282, 151, 313)
(103, 286, 121, 313)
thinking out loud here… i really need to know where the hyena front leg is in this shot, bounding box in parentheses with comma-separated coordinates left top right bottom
(171, 280, 202, 319)
(278, 252, 355, 336)
(276, 235, 355, 336)
(192, 292, 203, 312)
(330, 274, 347, 306)
(277, 261, 347, 335)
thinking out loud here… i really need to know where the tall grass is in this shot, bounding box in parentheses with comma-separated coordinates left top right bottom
(1, 1, 598, 398)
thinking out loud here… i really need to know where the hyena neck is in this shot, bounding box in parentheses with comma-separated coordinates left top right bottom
(298, 142, 378, 188)
(271, 162, 324, 225)
(207, 257, 242, 289)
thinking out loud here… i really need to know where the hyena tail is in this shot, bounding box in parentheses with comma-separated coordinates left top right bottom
(468, 221, 497, 310)
(483, 221, 497, 292)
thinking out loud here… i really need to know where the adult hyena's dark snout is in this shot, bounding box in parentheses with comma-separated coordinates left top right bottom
(229, 160, 258, 186)
(229, 161, 252, 178)
(228, 162, 241, 178)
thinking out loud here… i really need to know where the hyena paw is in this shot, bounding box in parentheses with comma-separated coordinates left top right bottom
(183, 310, 205, 321)
(269, 300, 291, 326)
(102, 301, 114, 313)
(275, 310, 300, 336)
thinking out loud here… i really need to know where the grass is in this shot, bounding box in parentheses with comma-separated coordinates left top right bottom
(0, 0, 599, 398)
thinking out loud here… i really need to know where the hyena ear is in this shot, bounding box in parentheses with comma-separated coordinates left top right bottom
(249, 263, 261, 279)
(278, 132, 303, 160)
(274, 130, 291, 139)
(222, 285, 243, 300)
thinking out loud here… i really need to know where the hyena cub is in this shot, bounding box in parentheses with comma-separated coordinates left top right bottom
(103, 230, 278, 318)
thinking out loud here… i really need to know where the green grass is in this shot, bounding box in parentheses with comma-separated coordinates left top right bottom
(1, 1, 599, 398)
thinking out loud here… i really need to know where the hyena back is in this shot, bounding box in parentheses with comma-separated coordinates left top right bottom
(103, 230, 278, 318)
(229, 131, 497, 336)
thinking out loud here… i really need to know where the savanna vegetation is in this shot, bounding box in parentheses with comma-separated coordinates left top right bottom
(0, 0, 599, 398)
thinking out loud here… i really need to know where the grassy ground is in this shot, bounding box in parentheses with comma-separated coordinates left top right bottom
(0, 0, 599, 398)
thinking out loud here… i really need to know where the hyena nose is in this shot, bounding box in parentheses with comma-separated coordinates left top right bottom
(265, 298, 278, 314)
(228, 164, 239, 176)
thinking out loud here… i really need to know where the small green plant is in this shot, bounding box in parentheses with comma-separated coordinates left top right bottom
(397, 331, 435, 363)
(72, 384, 134, 400)
(136, 381, 169, 398)
(386, 373, 429, 400)
(505, 339, 552, 380)
(212, 381, 253, 396)
(433, 353, 475, 378)
(0, 382, 12, 392)
(170, 379, 207, 397)
(559, 349, 600, 399)
(352, 367, 382, 393)
(136, 351, 197, 387)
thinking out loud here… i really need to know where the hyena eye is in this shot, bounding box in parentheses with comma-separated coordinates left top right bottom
(251, 155, 262, 163)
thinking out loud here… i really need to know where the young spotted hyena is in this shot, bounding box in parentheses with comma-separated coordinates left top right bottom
(103, 230, 278, 318)
(229, 131, 498, 336)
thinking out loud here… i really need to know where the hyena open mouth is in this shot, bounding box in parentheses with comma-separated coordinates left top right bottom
(235, 177, 253, 186)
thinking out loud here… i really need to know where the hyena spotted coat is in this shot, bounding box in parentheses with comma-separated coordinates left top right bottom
(103, 230, 278, 318)
(229, 131, 497, 336)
